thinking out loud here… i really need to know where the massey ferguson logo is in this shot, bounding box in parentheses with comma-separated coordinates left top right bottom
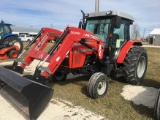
(71, 31, 80, 35)
(83, 34, 99, 40)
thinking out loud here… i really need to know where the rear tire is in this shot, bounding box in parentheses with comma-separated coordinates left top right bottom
(154, 89, 160, 120)
(3, 36, 23, 53)
(27, 39, 31, 42)
(87, 72, 109, 99)
(0, 80, 6, 89)
(8, 50, 18, 58)
(123, 46, 147, 84)
(52, 71, 67, 81)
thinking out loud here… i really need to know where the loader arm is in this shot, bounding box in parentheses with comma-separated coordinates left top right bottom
(38, 26, 104, 77)
(14, 28, 63, 70)
(0, 28, 63, 119)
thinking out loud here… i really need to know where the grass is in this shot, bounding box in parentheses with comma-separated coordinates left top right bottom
(2, 42, 160, 120)
(50, 47, 160, 120)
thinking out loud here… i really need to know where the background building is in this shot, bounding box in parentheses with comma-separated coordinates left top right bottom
(149, 28, 160, 45)
(12, 26, 39, 36)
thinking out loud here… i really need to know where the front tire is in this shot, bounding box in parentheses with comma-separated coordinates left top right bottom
(154, 89, 160, 120)
(52, 71, 67, 81)
(27, 39, 31, 42)
(87, 72, 109, 99)
(123, 46, 147, 84)
(8, 50, 18, 58)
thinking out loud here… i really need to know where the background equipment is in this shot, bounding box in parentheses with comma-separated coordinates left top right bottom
(0, 20, 23, 59)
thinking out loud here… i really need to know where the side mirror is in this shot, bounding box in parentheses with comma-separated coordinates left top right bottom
(78, 20, 86, 29)
(78, 20, 82, 28)
(115, 16, 121, 28)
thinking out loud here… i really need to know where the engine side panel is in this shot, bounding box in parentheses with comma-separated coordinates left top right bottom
(60, 40, 100, 69)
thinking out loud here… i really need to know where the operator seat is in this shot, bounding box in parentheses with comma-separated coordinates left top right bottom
(111, 33, 119, 49)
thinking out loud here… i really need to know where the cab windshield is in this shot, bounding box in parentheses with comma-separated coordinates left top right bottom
(0, 24, 12, 40)
(85, 18, 129, 49)
(85, 18, 111, 47)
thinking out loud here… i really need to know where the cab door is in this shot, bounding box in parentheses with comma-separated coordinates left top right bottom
(0, 25, 4, 41)
(0, 24, 12, 41)
(109, 19, 130, 61)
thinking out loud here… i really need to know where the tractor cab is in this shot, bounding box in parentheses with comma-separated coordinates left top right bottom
(0, 20, 12, 41)
(79, 10, 134, 61)
(81, 10, 134, 48)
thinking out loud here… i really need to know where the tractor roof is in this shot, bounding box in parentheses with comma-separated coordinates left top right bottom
(86, 10, 134, 21)
(0, 20, 12, 25)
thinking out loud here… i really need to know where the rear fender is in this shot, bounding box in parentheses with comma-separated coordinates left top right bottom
(3, 34, 18, 39)
(116, 40, 142, 63)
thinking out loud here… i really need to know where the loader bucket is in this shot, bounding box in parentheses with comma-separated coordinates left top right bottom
(0, 66, 53, 119)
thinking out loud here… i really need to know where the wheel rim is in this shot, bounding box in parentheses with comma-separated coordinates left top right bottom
(97, 80, 106, 95)
(55, 72, 64, 81)
(12, 52, 18, 58)
(137, 56, 146, 78)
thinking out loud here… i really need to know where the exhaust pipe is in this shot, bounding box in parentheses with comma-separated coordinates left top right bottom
(0, 66, 53, 119)
(95, 0, 99, 12)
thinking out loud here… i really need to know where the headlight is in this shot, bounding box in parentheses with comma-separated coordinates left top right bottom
(114, 49, 120, 61)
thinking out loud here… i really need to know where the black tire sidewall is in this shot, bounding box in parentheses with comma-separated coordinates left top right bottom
(8, 50, 18, 58)
(123, 46, 148, 84)
(154, 89, 160, 120)
(87, 72, 109, 99)
(52, 71, 67, 81)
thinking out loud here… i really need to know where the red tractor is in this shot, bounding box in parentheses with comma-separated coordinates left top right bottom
(0, 10, 148, 119)
(12, 10, 148, 100)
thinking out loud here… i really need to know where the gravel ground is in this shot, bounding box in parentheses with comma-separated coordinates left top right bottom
(121, 85, 158, 108)
(0, 94, 105, 120)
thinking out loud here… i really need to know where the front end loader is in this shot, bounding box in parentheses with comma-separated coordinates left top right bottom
(0, 67, 53, 119)
(0, 28, 62, 119)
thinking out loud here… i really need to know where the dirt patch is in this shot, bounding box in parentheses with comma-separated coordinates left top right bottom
(121, 85, 158, 108)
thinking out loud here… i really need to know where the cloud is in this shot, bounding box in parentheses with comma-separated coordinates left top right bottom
(0, 0, 92, 29)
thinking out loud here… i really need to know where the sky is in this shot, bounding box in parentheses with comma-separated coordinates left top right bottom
(0, 0, 160, 37)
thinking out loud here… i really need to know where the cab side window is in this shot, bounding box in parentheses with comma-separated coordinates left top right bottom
(4, 25, 11, 34)
(112, 19, 129, 48)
